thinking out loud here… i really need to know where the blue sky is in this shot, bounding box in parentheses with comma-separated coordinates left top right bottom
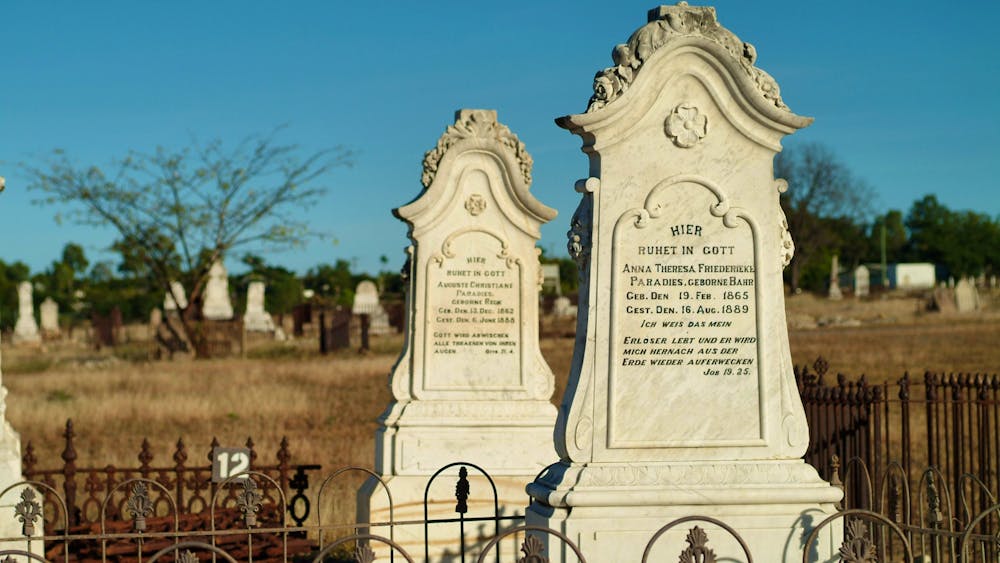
(2, 1, 998, 276)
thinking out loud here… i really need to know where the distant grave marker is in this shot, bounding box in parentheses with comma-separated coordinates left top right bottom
(13, 281, 40, 344)
(202, 260, 234, 320)
(244, 281, 275, 332)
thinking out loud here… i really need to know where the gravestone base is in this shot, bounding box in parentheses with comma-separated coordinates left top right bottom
(527, 460, 842, 562)
(359, 399, 557, 560)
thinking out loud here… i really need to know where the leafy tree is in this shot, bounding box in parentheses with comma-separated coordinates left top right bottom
(0, 259, 31, 331)
(905, 195, 999, 278)
(303, 259, 359, 306)
(24, 132, 352, 356)
(776, 143, 875, 292)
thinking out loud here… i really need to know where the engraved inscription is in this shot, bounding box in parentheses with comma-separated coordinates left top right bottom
(425, 231, 521, 389)
(609, 182, 761, 447)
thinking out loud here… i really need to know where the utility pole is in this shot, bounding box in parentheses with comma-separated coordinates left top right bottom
(881, 219, 889, 288)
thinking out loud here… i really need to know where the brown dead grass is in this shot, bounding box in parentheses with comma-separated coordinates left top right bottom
(1, 290, 998, 525)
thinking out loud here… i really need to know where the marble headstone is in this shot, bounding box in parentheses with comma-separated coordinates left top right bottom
(828, 254, 842, 300)
(553, 295, 577, 318)
(526, 5, 841, 561)
(243, 281, 275, 332)
(39, 297, 60, 336)
(12, 282, 40, 344)
(955, 277, 980, 312)
(351, 280, 392, 335)
(854, 264, 870, 298)
(202, 260, 234, 320)
(164, 281, 188, 312)
(360, 109, 558, 558)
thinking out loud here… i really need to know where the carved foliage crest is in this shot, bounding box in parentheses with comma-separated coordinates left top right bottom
(421, 109, 533, 189)
(587, 2, 787, 113)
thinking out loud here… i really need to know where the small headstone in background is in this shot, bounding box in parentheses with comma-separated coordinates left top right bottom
(948, 276, 955, 289)
(164, 281, 188, 311)
(351, 280, 393, 335)
(854, 265, 870, 298)
(202, 260, 234, 320)
(39, 297, 60, 337)
(955, 277, 980, 312)
(552, 295, 576, 317)
(541, 263, 562, 295)
(828, 254, 843, 299)
(991, 275, 997, 289)
(243, 281, 275, 332)
(13, 282, 40, 344)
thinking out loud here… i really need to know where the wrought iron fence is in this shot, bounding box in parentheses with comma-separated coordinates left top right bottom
(2, 458, 997, 562)
(20, 420, 319, 532)
(796, 356, 1000, 513)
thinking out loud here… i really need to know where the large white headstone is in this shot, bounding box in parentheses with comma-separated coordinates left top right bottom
(202, 260, 234, 320)
(12, 282, 40, 344)
(526, 5, 841, 561)
(243, 281, 275, 332)
(39, 297, 60, 336)
(360, 109, 558, 557)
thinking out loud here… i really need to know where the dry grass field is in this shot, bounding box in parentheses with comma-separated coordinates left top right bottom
(1, 288, 997, 525)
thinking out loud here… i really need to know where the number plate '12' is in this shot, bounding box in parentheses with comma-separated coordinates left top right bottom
(212, 447, 251, 482)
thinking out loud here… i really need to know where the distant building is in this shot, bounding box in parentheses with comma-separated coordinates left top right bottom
(846, 262, 936, 291)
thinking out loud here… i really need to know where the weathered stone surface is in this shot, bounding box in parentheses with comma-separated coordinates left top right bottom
(163, 281, 188, 311)
(39, 297, 60, 336)
(12, 282, 40, 344)
(955, 277, 980, 312)
(854, 265, 870, 298)
(351, 280, 392, 335)
(360, 109, 557, 559)
(526, 5, 841, 561)
(243, 281, 275, 332)
(828, 255, 842, 300)
(202, 260, 234, 320)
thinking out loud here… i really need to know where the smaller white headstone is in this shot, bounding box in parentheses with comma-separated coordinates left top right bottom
(853, 265, 870, 298)
(991, 275, 998, 289)
(552, 295, 577, 317)
(955, 277, 980, 312)
(243, 281, 275, 332)
(164, 281, 188, 311)
(202, 260, 234, 320)
(948, 276, 955, 289)
(828, 255, 842, 300)
(12, 282, 40, 344)
(541, 263, 562, 295)
(39, 297, 60, 336)
(351, 280, 392, 335)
